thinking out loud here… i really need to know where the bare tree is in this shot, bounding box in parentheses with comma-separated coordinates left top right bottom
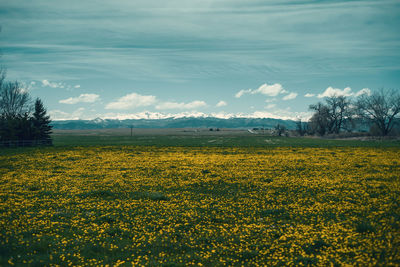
(325, 95, 351, 134)
(0, 80, 31, 118)
(308, 95, 352, 135)
(308, 102, 330, 135)
(355, 89, 400, 136)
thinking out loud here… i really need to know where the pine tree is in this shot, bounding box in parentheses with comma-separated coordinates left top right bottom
(32, 98, 52, 145)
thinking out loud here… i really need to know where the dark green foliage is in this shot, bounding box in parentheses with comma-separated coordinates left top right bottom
(0, 71, 52, 146)
(0, 94, 52, 146)
(31, 98, 53, 145)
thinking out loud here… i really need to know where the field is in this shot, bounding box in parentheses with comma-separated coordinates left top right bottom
(1, 131, 400, 266)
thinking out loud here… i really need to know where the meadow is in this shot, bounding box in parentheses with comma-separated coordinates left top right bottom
(1, 133, 400, 266)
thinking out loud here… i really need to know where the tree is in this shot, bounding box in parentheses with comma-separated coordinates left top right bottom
(308, 95, 352, 135)
(0, 68, 5, 89)
(32, 98, 53, 145)
(325, 95, 351, 134)
(295, 118, 306, 136)
(356, 89, 400, 136)
(0, 80, 31, 118)
(308, 102, 330, 135)
(274, 124, 286, 136)
(0, 70, 52, 146)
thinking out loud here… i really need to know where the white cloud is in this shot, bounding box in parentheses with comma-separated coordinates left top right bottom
(49, 107, 86, 120)
(74, 85, 81, 88)
(59, 94, 100, 104)
(105, 93, 157, 110)
(235, 89, 251, 98)
(216, 100, 227, 107)
(156, 100, 207, 110)
(265, 103, 276, 109)
(318, 86, 353, 98)
(235, 83, 287, 98)
(355, 88, 371, 97)
(318, 87, 372, 98)
(304, 93, 315, 97)
(282, 92, 298, 100)
(255, 83, 287, 96)
(42, 79, 64, 88)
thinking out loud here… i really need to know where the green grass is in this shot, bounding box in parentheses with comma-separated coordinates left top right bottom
(50, 134, 400, 148)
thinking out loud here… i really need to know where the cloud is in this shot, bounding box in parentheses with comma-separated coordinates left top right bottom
(235, 89, 252, 98)
(265, 104, 276, 109)
(304, 93, 315, 97)
(282, 92, 298, 100)
(49, 107, 86, 120)
(318, 87, 353, 98)
(74, 85, 81, 88)
(105, 93, 157, 110)
(265, 98, 277, 103)
(59, 94, 100, 104)
(216, 100, 227, 107)
(235, 83, 287, 98)
(156, 100, 207, 110)
(318, 87, 372, 98)
(255, 83, 287, 97)
(355, 88, 371, 97)
(42, 79, 65, 88)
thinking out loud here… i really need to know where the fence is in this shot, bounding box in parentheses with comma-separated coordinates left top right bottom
(0, 139, 52, 148)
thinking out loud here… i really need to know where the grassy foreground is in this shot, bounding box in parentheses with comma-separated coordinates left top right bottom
(51, 133, 400, 148)
(1, 145, 399, 266)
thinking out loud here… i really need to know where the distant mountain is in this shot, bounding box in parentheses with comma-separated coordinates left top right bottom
(51, 117, 299, 130)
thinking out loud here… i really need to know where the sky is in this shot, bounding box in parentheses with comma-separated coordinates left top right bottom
(0, 0, 399, 120)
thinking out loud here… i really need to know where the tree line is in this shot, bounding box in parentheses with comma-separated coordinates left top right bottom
(305, 89, 400, 136)
(0, 69, 52, 146)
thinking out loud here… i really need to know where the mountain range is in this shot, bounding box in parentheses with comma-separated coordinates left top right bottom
(51, 117, 299, 130)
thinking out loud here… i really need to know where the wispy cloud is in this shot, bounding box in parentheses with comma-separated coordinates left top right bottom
(156, 100, 207, 110)
(265, 103, 276, 109)
(282, 92, 298, 100)
(235, 89, 252, 98)
(49, 107, 86, 120)
(42, 79, 65, 89)
(105, 93, 157, 110)
(304, 93, 315, 98)
(216, 100, 227, 107)
(59, 94, 100, 104)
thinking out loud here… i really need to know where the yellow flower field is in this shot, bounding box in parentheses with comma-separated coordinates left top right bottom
(0, 146, 399, 266)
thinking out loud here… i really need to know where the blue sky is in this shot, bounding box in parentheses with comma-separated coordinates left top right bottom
(1, 0, 399, 120)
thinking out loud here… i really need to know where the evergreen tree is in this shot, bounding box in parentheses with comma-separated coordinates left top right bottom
(32, 98, 53, 145)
